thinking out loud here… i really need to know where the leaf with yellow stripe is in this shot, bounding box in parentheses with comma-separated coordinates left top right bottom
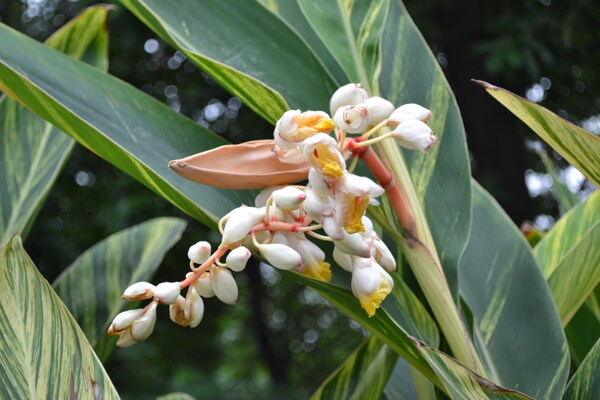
(411, 338, 534, 400)
(119, 0, 338, 124)
(538, 150, 579, 215)
(0, 5, 110, 246)
(533, 191, 600, 325)
(310, 336, 398, 400)
(0, 235, 119, 399)
(0, 23, 254, 229)
(476, 80, 600, 186)
(297, 0, 390, 93)
(53, 217, 186, 361)
(459, 182, 569, 400)
(562, 339, 600, 400)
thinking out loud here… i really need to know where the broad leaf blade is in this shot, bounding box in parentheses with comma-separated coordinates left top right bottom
(538, 150, 579, 215)
(310, 337, 398, 400)
(411, 338, 534, 400)
(53, 217, 186, 361)
(459, 182, 569, 399)
(0, 23, 254, 228)
(119, 0, 338, 124)
(297, 0, 389, 93)
(533, 191, 600, 324)
(563, 339, 600, 400)
(378, 0, 473, 298)
(0, 5, 109, 246)
(477, 80, 600, 186)
(0, 236, 119, 399)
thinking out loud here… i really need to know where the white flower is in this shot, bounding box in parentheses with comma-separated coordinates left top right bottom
(286, 235, 332, 282)
(130, 301, 158, 341)
(333, 247, 354, 272)
(351, 259, 393, 317)
(154, 282, 181, 305)
(188, 241, 211, 264)
(334, 232, 371, 258)
(272, 186, 306, 209)
(221, 207, 257, 244)
(258, 243, 303, 270)
(330, 83, 369, 116)
(365, 96, 394, 125)
(169, 295, 188, 326)
(122, 282, 155, 301)
(116, 329, 137, 348)
(388, 103, 432, 125)
(211, 267, 238, 304)
(255, 186, 284, 207)
(391, 119, 438, 154)
(333, 105, 370, 133)
(300, 133, 346, 180)
(108, 309, 144, 336)
(274, 110, 336, 149)
(184, 286, 205, 328)
(373, 238, 396, 272)
(226, 246, 252, 272)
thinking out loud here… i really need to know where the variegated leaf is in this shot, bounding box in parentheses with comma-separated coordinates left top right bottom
(562, 339, 599, 400)
(538, 150, 579, 215)
(53, 217, 186, 361)
(0, 5, 110, 246)
(477, 80, 600, 186)
(0, 236, 119, 399)
(533, 191, 600, 325)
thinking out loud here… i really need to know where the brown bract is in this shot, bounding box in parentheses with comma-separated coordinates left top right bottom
(168, 139, 310, 189)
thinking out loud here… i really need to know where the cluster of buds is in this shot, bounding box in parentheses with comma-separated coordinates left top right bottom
(110, 83, 437, 347)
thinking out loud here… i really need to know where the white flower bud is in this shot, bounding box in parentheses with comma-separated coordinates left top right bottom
(130, 301, 158, 341)
(154, 281, 181, 305)
(255, 186, 285, 207)
(330, 83, 369, 116)
(322, 215, 344, 241)
(226, 246, 252, 272)
(184, 287, 205, 328)
(211, 267, 238, 304)
(192, 271, 216, 298)
(222, 207, 255, 244)
(122, 282, 155, 301)
(388, 103, 432, 125)
(258, 243, 303, 270)
(335, 232, 371, 258)
(365, 96, 394, 125)
(391, 119, 438, 154)
(333, 247, 354, 272)
(188, 241, 211, 264)
(169, 295, 189, 326)
(308, 168, 332, 196)
(272, 186, 306, 209)
(333, 105, 370, 133)
(116, 329, 137, 348)
(108, 309, 144, 336)
(373, 239, 396, 272)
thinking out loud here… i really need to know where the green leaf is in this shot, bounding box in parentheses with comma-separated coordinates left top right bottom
(378, 0, 473, 299)
(411, 338, 534, 400)
(293, 272, 444, 391)
(383, 357, 424, 400)
(310, 337, 398, 400)
(52, 217, 186, 361)
(566, 301, 600, 366)
(459, 182, 569, 400)
(156, 393, 197, 400)
(0, 23, 254, 228)
(119, 0, 338, 124)
(538, 150, 579, 215)
(562, 339, 600, 400)
(0, 5, 110, 246)
(0, 235, 119, 399)
(533, 191, 600, 324)
(297, 0, 389, 93)
(477, 80, 600, 186)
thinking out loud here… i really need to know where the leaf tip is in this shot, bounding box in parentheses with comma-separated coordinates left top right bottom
(471, 79, 498, 91)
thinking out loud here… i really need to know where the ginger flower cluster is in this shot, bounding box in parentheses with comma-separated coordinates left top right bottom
(109, 83, 437, 347)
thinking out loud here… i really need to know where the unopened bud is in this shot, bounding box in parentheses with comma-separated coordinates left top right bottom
(212, 267, 238, 304)
(330, 83, 368, 116)
(258, 243, 303, 270)
(391, 119, 438, 154)
(373, 239, 396, 272)
(184, 287, 205, 328)
(154, 281, 181, 305)
(122, 282, 155, 301)
(130, 301, 158, 341)
(333, 247, 354, 272)
(192, 271, 216, 298)
(188, 241, 211, 264)
(226, 246, 252, 272)
(334, 232, 371, 258)
(272, 186, 306, 209)
(169, 295, 189, 326)
(108, 309, 144, 336)
(333, 105, 370, 133)
(222, 208, 256, 244)
(365, 96, 394, 125)
(116, 329, 137, 348)
(388, 104, 432, 125)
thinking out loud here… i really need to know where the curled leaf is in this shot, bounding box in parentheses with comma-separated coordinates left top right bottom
(169, 140, 310, 189)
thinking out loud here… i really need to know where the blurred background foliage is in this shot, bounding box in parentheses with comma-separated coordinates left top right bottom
(0, 0, 598, 398)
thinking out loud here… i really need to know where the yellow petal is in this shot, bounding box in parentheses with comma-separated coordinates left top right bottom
(299, 261, 332, 282)
(358, 278, 392, 317)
